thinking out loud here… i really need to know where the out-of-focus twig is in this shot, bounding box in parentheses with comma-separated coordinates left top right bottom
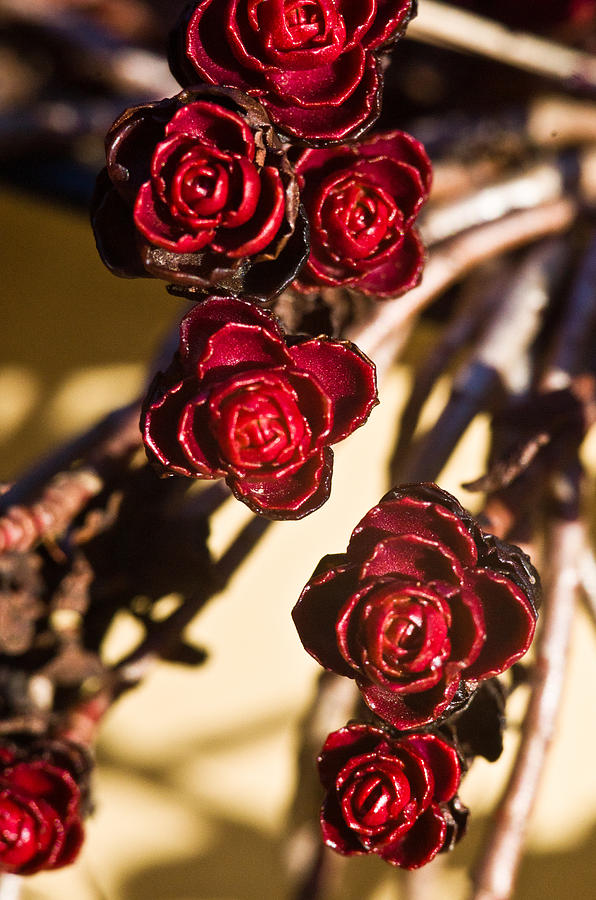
(0, 402, 142, 555)
(352, 197, 576, 367)
(408, 2, 596, 95)
(395, 238, 569, 482)
(0, 1, 177, 97)
(471, 500, 583, 900)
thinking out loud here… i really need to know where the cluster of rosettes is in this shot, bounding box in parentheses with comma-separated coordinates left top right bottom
(92, 0, 429, 307)
(90, 1, 430, 520)
(0, 738, 89, 875)
(293, 484, 540, 867)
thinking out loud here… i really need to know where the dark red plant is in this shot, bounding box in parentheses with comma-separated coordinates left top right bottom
(91, 86, 308, 302)
(293, 130, 431, 298)
(293, 483, 540, 728)
(168, 0, 415, 143)
(0, 742, 85, 875)
(318, 724, 467, 868)
(142, 296, 378, 519)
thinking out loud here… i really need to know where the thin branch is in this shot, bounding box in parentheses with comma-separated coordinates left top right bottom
(389, 262, 507, 475)
(396, 238, 569, 482)
(0, 402, 142, 555)
(407, 2, 596, 94)
(0, 1, 177, 97)
(420, 162, 566, 247)
(471, 513, 584, 900)
(352, 197, 576, 362)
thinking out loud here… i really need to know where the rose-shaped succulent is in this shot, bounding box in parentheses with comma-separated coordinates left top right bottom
(293, 483, 540, 728)
(91, 86, 308, 302)
(0, 739, 88, 875)
(169, 0, 414, 143)
(319, 724, 467, 868)
(293, 130, 431, 298)
(449, 0, 595, 30)
(142, 296, 378, 519)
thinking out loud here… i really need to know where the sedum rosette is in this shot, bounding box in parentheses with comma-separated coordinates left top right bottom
(293, 483, 540, 728)
(142, 296, 378, 519)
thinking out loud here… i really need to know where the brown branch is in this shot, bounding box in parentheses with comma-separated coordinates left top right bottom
(351, 197, 576, 363)
(396, 238, 569, 483)
(0, 402, 141, 556)
(407, 1, 596, 94)
(420, 162, 566, 247)
(471, 513, 584, 900)
(286, 673, 361, 900)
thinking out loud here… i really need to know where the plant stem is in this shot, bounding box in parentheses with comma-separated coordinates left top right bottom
(0, 402, 141, 555)
(407, 2, 596, 94)
(471, 513, 583, 900)
(353, 197, 575, 362)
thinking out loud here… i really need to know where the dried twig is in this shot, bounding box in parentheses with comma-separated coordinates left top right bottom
(352, 197, 576, 363)
(471, 510, 584, 900)
(408, 2, 596, 94)
(396, 238, 569, 482)
(0, 402, 141, 556)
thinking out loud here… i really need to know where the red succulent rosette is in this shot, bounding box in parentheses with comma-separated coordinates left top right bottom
(0, 739, 89, 875)
(449, 0, 595, 31)
(142, 296, 378, 519)
(293, 130, 431, 298)
(91, 86, 308, 302)
(169, 0, 415, 143)
(318, 724, 467, 868)
(293, 483, 540, 728)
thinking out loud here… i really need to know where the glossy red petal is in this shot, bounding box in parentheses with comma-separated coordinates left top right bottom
(228, 446, 333, 519)
(261, 52, 380, 141)
(293, 565, 364, 677)
(379, 804, 447, 869)
(289, 339, 378, 442)
(178, 297, 284, 369)
(143, 377, 213, 477)
(186, 0, 258, 91)
(261, 46, 365, 108)
(356, 229, 425, 298)
(463, 569, 537, 680)
(363, 0, 412, 50)
(178, 394, 228, 477)
(196, 322, 292, 381)
(359, 535, 465, 586)
(211, 166, 285, 257)
(399, 734, 461, 803)
(348, 495, 478, 568)
(134, 182, 216, 253)
(165, 100, 256, 158)
(359, 130, 432, 195)
(351, 157, 426, 225)
(360, 668, 462, 730)
(318, 724, 388, 789)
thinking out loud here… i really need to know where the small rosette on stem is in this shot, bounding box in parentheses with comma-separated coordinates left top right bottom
(293, 130, 431, 298)
(293, 483, 540, 728)
(318, 723, 467, 869)
(169, 0, 415, 143)
(91, 86, 308, 302)
(0, 737, 90, 875)
(141, 296, 378, 519)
